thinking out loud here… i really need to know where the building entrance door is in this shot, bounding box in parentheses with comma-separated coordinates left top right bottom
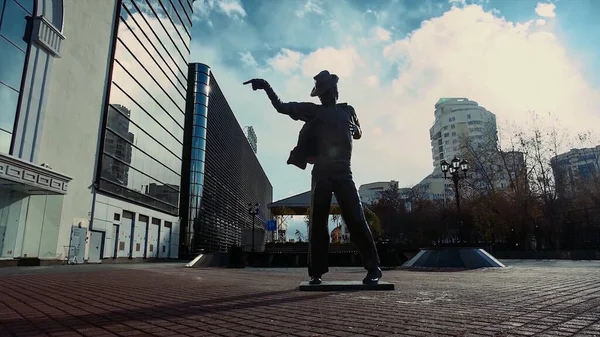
(88, 231, 103, 263)
(112, 224, 119, 259)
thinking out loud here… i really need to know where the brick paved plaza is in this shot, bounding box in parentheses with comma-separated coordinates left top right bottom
(1, 260, 600, 336)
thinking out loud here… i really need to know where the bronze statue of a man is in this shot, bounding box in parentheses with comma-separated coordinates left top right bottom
(244, 70, 382, 285)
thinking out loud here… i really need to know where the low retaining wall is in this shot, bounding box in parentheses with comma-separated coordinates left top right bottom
(492, 250, 600, 260)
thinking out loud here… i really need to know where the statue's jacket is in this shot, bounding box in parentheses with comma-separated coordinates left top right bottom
(286, 103, 353, 171)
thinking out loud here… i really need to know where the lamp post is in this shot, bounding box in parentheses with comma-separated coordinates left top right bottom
(248, 203, 260, 252)
(440, 156, 469, 243)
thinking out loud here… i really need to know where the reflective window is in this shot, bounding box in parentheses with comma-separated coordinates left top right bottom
(0, 129, 11, 153)
(0, 0, 31, 154)
(191, 137, 206, 150)
(194, 103, 208, 116)
(192, 148, 206, 163)
(121, 0, 187, 95)
(196, 72, 209, 85)
(115, 22, 186, 112)
(98, 0, 194, 215)
(0, 82, 19, 131)
(0, 0, 29, 51)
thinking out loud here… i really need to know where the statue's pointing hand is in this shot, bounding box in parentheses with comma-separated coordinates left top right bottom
(243, 78, 269, 91)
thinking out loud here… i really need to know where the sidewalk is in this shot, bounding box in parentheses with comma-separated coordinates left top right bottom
(0, 262, 599, 336)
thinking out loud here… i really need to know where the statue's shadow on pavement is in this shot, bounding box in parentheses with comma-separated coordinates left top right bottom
(0, 289, 332, 331)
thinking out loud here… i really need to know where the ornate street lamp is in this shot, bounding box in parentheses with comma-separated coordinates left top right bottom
(440, 156, 469, 243)
(248, 203, 260, 252)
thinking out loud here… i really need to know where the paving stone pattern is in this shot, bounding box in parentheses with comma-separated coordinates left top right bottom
(0, 263, 600, 336)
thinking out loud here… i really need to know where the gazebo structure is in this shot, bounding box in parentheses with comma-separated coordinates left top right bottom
(267, 191, 342, 242)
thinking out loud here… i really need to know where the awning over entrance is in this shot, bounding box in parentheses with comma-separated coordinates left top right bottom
(0, 153, 71, 195)
(268, 190, 340, 216)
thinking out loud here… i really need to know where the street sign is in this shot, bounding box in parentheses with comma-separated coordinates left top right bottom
(266, 220, 277, 231)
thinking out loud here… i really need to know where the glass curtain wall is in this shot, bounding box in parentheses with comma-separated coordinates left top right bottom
(180, 63, 209, 256)
(0, 0, 34, 154)
(97, 0, 194, 215)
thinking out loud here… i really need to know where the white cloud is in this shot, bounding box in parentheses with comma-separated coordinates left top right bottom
(365, 75, 380, 87)
(193, 0, 246, 22)
(267, 49, 303, 75)
(190, 2, 600, 205)
(239, 51, 258, 68)
(535, 2, 556, 18)
(536, 19, 546, 26)
(372, 27, 392, 41)
(218, 0, 246, 18)
(295, 0, 325, 18)
(300, 46, 362, 78)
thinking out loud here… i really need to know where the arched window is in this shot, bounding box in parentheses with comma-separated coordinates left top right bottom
(0, 0, 34, 154)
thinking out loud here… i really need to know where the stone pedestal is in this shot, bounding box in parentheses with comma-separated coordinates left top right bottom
(402, 247, 505, 269)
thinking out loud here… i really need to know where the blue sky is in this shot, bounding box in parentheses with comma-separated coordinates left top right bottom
(188, 0, 600, 238)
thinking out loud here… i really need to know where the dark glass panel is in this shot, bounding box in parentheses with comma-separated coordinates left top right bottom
(0, 82, 19, 132)
(193, 115, 207, 128)
(14, 0, 33, 14)
(0, 37, 25, 89)
(106, 103, 181, 174)
(195, 65, 210, 77)
(114, 39, 185, 119)
(0, 0, 28, 51)
(192, 126, 206, 139)
(194, 94, 209, 108)
(110, 63, 184, 140)
(0, 128, 11, 154)
(191, 148, 206, 164)
(194, 103, 208, 116)
(191, 136, 206, 150)
(196, 73, 209, 85)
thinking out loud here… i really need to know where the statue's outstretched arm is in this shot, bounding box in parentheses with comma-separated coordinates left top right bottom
(244, 78, 317, 122)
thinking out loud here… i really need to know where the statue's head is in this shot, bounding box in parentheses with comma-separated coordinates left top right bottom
(310, 70, 339, 104)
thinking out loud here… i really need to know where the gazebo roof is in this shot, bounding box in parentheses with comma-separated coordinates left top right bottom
(268, 190, 340, 215)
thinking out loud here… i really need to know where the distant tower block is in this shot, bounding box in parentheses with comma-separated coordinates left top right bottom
(244, 126, 258, 154)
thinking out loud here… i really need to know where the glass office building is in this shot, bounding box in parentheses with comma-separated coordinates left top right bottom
(97, 0, 193, 216)
(181, 64, 273, 254)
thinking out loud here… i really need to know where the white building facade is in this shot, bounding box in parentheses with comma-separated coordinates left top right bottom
(429, 97, 498, 174)
(0, 0, 195, 266)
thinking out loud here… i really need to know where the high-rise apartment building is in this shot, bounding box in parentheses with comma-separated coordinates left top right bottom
(417, 98, 526, 200)
(0, 0, 195, 266)
(429, 97, 498, 174)
(551, 145, 600, 198)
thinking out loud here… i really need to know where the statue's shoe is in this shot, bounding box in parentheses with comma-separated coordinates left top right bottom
(309, 276, 322, 285)
(362, 267, 382, 285)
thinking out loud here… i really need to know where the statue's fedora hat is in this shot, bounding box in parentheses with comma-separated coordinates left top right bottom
(310, 70, 339, 97)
